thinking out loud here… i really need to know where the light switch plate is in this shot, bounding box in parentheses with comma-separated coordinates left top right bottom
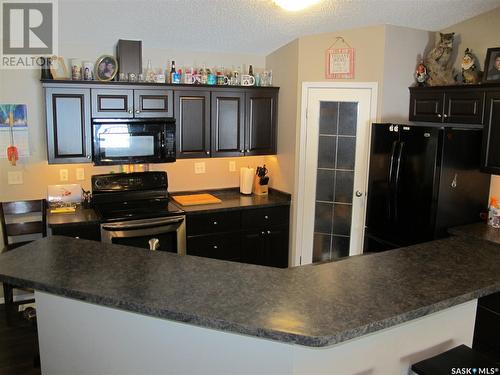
(194, 162, 206, 174)
(59, 169, 69, 181)
(76, 168, 85, 181)
(229, 161, 236, 172)
(7, 171, 23, 185)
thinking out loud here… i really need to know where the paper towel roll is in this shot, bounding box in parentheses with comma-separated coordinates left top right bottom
(240, 167, 254, 195)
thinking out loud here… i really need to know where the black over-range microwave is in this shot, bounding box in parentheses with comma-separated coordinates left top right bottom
(92, 118, 176, 165)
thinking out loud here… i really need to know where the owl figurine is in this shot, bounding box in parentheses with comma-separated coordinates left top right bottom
(461, 48, 481, 84)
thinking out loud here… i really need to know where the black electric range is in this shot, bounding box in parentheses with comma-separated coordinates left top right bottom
(91, 172, 186, 253)
(92, 171, 184, 222)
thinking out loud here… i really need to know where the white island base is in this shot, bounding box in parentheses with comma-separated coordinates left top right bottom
(35, 291, 476, 375)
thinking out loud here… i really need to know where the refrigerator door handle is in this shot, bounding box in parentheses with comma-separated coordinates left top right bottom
(387, 140, 399, 222)
(393, 141, 405, 222)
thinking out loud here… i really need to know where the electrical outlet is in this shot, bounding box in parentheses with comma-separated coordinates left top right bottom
(59, 169, 69, 181)
(194, 162, 206, 174)
(76, 168, 85, 181)
(229, 161, 236, 172)
(7, 171, 23, 184)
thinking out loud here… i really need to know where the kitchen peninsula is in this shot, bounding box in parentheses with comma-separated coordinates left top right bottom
(0, 235, 499, 374)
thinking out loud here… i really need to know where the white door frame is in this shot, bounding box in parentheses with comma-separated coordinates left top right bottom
(292, 82, 379, 266)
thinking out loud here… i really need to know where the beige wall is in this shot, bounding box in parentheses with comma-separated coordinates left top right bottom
(441, 6, 500, 199)
(382, 25, 434, 123)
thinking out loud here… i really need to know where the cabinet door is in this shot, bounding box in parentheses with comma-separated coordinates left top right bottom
(91, 89, 134, 118)
(444, 90, 484, 124)
(481, 91, 500, 174)
(265, 225, 289, 268)
(134, 89, 173, 118)
(174, 90, 211, 158)
(241, 230, 266, 265)
(245, 90, 277, 155)
(408, 90, 444, 122)
(45, 87, 92, 164)
(211, 91, 245, 157)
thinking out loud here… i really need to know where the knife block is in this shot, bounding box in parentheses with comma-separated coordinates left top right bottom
(253, 175, 269, 196)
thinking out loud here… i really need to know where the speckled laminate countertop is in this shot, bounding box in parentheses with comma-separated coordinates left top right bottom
(171, 188, 290, 214)
(449, 222, 500, 245)
(0, 236, 499, 347)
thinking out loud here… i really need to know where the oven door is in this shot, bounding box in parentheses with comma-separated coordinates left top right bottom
(100, 215, 186, 255)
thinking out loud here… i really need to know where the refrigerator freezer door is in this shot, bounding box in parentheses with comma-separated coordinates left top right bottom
(365, 124, 400, 245)
(434, 128, 490, 237)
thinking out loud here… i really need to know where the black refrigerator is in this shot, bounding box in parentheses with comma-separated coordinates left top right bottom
(365, 123, 491, 252)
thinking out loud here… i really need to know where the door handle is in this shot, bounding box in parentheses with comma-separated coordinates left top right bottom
(355, 191, 363, 197)
(148, 238, 160, 251)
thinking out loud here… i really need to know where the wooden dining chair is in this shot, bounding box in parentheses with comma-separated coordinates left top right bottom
(0, 199, 47, 325)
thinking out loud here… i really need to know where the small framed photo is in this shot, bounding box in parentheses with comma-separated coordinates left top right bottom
(49, 56, 69, 79)
(95, 55, 118, 82)
(483, 47, 500, 83)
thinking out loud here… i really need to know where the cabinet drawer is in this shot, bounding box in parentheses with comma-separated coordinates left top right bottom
(187, 233, 241, 261)
(187, 211, 241, 235)
(241, 206, 289, 229)
(51, 224, 101, 241)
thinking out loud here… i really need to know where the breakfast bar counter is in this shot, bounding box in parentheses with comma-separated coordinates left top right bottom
(0, 236, 499, 374)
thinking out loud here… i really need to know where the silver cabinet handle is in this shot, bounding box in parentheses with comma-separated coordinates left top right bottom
(213, 221, 218, 225)
(240, 150, 244, 153)
(264, 215, 269, 219)
(128, 109, 133, 114)
(246, 149, 250, 152)
(261, 231, 265, 235)
(87, 155, 91, 159)
(267, 230, 271, 234)
(136, 110, 140, 114)
(75, 236, 80, 239)
(213, 245, 218, 249)
(355, 191, 363, 197)
(437, 113, 442, 118)
(443, 114, 448, 118)
(206, 151, 210, 155)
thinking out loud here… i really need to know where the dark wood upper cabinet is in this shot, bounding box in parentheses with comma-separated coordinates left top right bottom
(444, 90, 484, 124)
(91, 88, 134, 118)
(211, 91, 245, 157)
(245, 90, 277, 155)
(134, 89, 173, 118)
(42, 80, 279, 163)
(481, 91, 500, 174)
(174, 89, 210, 158)
(409, 90, 443, 123)
(409, 86, 484, 124)
(45, 87, 92, 164)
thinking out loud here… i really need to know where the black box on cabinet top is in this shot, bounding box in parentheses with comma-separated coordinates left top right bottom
(116, 39, 142, 77)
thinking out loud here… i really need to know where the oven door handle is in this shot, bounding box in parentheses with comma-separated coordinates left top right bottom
(101, 216, 184, 231)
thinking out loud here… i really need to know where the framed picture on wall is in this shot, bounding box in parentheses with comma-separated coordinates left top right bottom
(483, 47, 500, 83)
(326, 47, 355, 79)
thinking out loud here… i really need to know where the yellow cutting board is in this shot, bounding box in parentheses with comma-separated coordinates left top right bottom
(172, 193, 222, 206)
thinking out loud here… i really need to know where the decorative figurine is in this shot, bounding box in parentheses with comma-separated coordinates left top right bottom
(424, 32, 456, 86)
(415, 61, 428, 86)
(461, 48, 482, 84)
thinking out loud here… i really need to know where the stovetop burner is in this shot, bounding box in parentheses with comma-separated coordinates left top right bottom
(91, 172, 184, 222)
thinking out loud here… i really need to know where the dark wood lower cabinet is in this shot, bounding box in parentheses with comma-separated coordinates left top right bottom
(473, 291, 500, 361)
(51, 223, 101, 241)
(186, 206, 289, 268)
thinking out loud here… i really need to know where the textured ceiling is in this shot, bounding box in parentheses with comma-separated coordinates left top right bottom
(59, 0, 500, 55)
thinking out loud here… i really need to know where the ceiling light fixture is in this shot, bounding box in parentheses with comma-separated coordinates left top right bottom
(273, 0, 322, 12)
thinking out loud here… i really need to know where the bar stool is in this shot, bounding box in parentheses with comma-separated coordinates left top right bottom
(411, 345, 499, 375)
